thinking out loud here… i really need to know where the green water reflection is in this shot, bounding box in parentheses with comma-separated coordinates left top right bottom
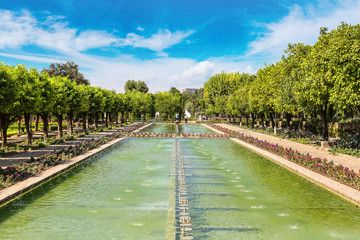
(1, 124, 360, 240)
(141, 124, 214, 134)
(0, 138, 172, 240)
(180, 138, 360, 239)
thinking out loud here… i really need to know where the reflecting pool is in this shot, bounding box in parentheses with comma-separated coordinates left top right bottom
(0, 138, 172, 240)
(178, 138, 360, 239)
(0, 124, 360, 240)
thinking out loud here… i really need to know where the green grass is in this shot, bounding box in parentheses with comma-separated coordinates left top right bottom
(7, 122, 68, 136)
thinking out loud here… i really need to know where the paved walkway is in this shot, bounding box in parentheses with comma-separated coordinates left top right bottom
(216, 123, 360, 172)
(0, 123, 142, 168)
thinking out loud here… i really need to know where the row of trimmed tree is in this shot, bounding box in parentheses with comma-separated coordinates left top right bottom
(0, 63, 185, 147)
(203, 23, 360, 140)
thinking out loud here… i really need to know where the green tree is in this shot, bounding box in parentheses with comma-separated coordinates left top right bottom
(169, 87, 180, 95)
(124, 80, 149, 93)
(101, 89, 116, 127)
(42, 61, 89, 85)
(0, 64, 18, 147)
(14, 65, 41, 144)
(66, 82, 90, 135)
(37, 72, 56, 140)
(50, 76, 71, 138)
(88, 86, 105, 129)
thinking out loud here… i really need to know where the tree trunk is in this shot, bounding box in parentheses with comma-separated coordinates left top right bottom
(121, 112, 125, 123)
(108, 112, 112, 126)
(269, 113, 275, 129)
(298, 113, 304, 132)
(35, 114, 40, 132)
(82, 113, 87, 130)
(41, 113, 49, 140)
(24, 113, 32, 145)
(320, 103, 329, 140)
(285, 113, 292, 129)
(246, 116, 249, 127)
(0, 114, 10, 148)
(260, 114, 264, 128)
(115, 113, 119, 124)
(18, 118, 21, 135)
(274, 112, 277, 135)
(56, 114, 63, 138)
(86, 114, 90, 129)
(105, 113, 109, 127)
(251, 113, 255, 128)
(95, 113, 99, 130)
(68, 112, 74, 136)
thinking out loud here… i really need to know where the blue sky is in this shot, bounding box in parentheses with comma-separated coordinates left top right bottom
(1, 0, 360, 92)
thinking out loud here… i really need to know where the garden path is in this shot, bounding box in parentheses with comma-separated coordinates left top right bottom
(216, 123, 360, 172)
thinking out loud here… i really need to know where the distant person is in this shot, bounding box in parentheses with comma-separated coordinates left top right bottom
(176, 113, 179, 121)
(185, 115, 188, 123)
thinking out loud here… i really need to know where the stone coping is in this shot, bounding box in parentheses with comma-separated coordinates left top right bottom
(204, 124, 360, 206)
(0, 137, 126, 207)
(133, 123, 154, 133)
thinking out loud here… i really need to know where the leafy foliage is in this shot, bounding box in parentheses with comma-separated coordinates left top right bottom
(42, 61, 89, 85)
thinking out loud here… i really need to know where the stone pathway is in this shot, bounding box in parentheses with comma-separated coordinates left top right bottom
(0, 123, 142, 168)
(215, 123, 360, 172)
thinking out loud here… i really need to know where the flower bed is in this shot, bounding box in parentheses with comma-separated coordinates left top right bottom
(208, 124, 360, 190)
(0, 123, 146, 189)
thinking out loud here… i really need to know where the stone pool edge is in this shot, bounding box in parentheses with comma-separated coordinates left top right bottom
(0, 137, 127, 207)
(204, 124, 360, 206)
(133, 122, 155, 133)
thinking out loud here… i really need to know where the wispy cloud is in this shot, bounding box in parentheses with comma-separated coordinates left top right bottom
(168, 61, 217, 88)
(0, 52, 65, 64)
(117, 29, 195, 53)
(0, 9, 118, 54)
(0, 9, 195, 57)
(248, 0, 360, 57)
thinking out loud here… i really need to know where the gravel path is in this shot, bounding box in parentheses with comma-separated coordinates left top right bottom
(216, 123, 360, 172)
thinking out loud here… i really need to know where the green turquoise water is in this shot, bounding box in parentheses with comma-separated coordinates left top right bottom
(0, 124, 360, 240)
(0, 138, 172, 240)
(140, 124, 215, 134)
(180, 138, 360, 239)
(141, 124, 176, 133)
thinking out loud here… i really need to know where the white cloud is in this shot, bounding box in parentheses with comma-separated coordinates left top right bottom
(248, 1, 360, 58)
(0, 9, 194, 57)
(0, 9, 118, 54)
(117, 29, 195, 52)
(0, 52, 65, 64)
(168, 61, 217, 88)
(0, 9, 36, 49)
(137, 26, 144, 31)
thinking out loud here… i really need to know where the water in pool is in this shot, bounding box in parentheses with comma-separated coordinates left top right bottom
(1, 124, 360, 239)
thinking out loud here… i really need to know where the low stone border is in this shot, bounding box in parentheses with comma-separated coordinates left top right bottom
(0, 137, 126, 207)
(133, 123, 154, 133)
(205, 125, 360, 206)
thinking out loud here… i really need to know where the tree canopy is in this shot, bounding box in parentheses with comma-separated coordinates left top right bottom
(124, 80, 149, 93)
(42, 61, 89, 85)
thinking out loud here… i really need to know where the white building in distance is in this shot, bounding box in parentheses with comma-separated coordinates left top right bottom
(181, 88, 198, 94)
